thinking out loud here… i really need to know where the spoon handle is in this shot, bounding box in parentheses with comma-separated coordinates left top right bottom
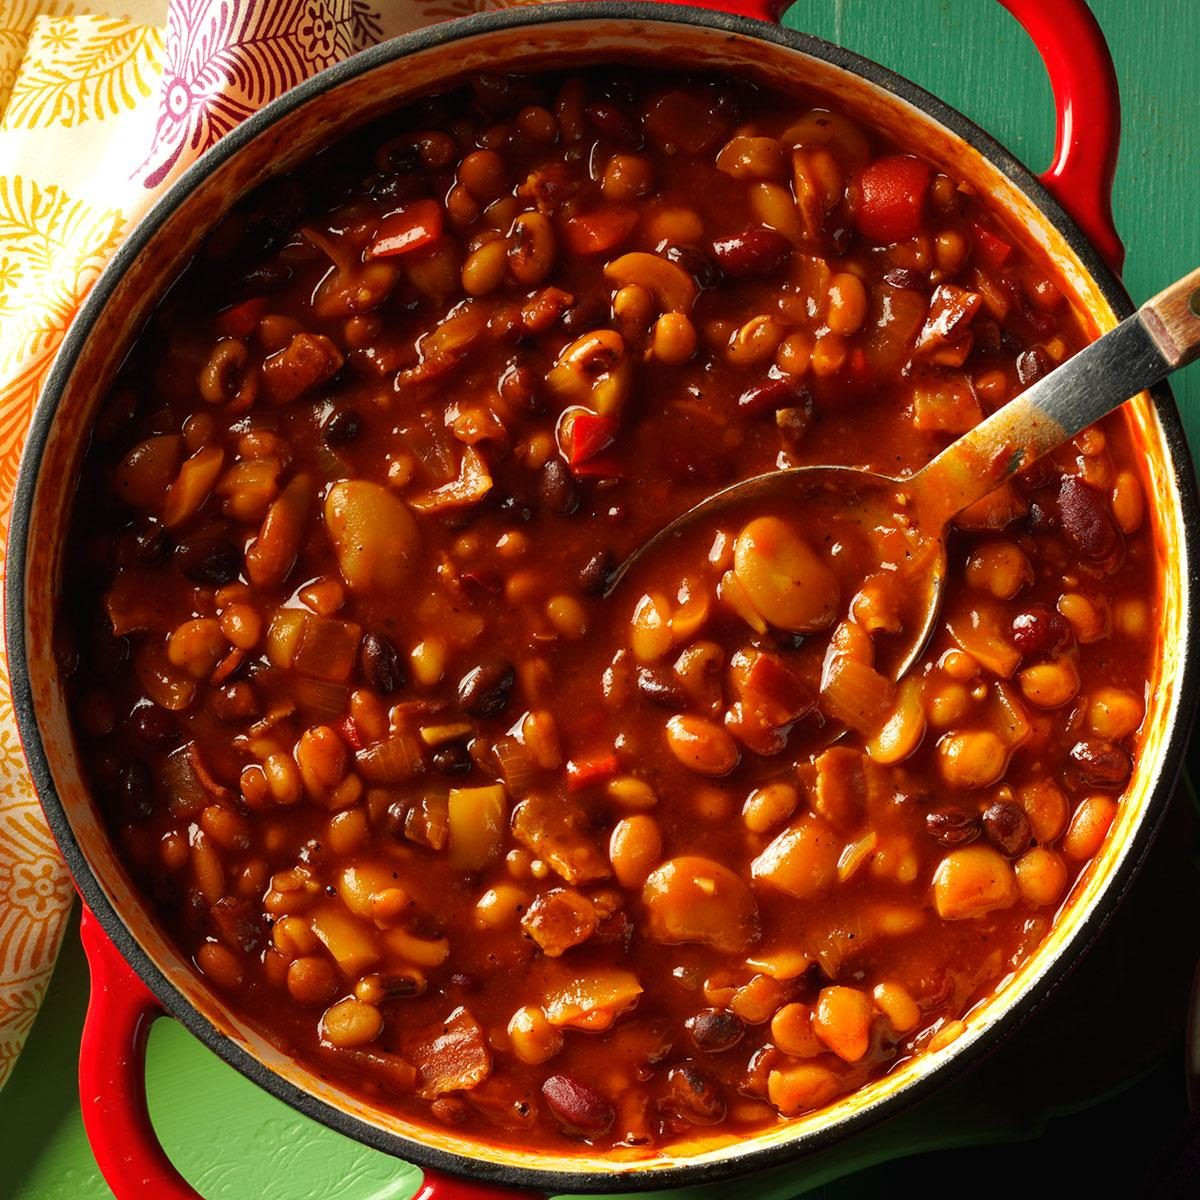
(910, 266, 1200, 528)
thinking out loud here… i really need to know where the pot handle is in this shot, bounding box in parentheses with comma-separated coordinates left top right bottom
(79, 908, 540, 1200)
(999, 0, 1124, 274)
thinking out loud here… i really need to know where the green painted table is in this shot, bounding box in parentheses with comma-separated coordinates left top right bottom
(4, 1, 1199, 1196)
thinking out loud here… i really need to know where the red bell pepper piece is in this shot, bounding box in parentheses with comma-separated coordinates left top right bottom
(337, 716, 364, 752)
(214, 296, 267, 338)
(852, 155, 932, 245)
(367, 199, 444, 259)
(567, 752, 619, 792)
(560, 409, 618, 467)
(971, 222, 1014, 270)
(561, 206, 639, 255)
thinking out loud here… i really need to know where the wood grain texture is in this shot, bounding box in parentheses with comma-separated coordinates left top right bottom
(1143, 266, 1200, 368)
(782, 0, 1200, 452)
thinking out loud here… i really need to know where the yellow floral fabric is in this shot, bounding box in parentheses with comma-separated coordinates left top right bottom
(0, 0, 551, 1094)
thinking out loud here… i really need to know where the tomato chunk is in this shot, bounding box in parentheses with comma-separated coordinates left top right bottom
(853, 155, 932, 244)
(368, 199, 444, 258)
(559, 410, 618, 467)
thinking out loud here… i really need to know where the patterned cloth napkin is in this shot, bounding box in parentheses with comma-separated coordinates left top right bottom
(0, 0, 542, 1092)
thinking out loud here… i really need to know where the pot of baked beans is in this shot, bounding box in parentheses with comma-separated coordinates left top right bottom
(7, 1, 1197, 1196)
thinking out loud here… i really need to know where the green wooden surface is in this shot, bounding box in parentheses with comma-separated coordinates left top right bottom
(3, 2, 1198, 1197)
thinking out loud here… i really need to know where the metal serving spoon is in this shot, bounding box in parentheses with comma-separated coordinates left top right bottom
(609, 266, 1200, 678)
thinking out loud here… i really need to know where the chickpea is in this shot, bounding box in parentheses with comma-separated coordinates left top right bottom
(516, 105, 558, 143)
(1015, 847, 1068, 907)
(1018, 658, 1080, 709)
(872, 981, 920, 1033)
(826, 272, 868, 336)
(650, 312, 698, 364)
(320, 997, 383, 1048)
(609, 815, 663, 887)
(933, 229, 968, 275)
(287, 956, 338, 1006)
(965, 542, 1033, 599)
(727, 315, 783, 366)
(768, 1062, 841, 1116)
(458, 148, 507, 200)
(665, 715, 739, 777)
(1113, 598, 1150, 640)
(1018, 779, 1069, 844)
(461, 238, 509, 296)
(715, 135, 787, 180)
(810, 331, 847, 376)
(742, 781, 799, 834)
(263, 752, 303, 806)
(607, 775, 658, 810)
(770, 1002, 822, 1057)
(295, 725, 349, 797)
(411, 637, 446, 686)
(937, 730, 1007, 789)
(1111, 469, 1144, 534)
(602, 153, 654, 202)
(1087, 686, 1143, 740)
(328, 808, 369, 856)
(812, 986, 873, 1062)
(932, 844, 1017, 919)
(1062, 795, 1118, 860)
(775, 330, 813, 375)
(195, 942, 243, 990)
(218, 603, 262, 651)
(631, 592, 673, 663)
(445, 182, 480, 226)
(474, 884, 528, 930)
(508, 1005, 563, 1065)
(927, 681, 970, 728)
(1057, 592, 1108, 644)
(166, 618, 226, 679)
(546, 594, 588, 639)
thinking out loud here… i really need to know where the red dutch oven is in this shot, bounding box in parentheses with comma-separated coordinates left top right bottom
(7, 1, 1198, 1198)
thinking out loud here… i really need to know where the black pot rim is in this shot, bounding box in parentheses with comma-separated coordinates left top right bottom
(7, 3, 1199, 1194)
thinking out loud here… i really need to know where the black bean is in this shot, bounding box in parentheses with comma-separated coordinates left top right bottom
(360, 632, 404, 695)
(662, 1064, 726, 1125)
(1069, 739, 1132, 787)
(323, 407, 363, 447)
(559, 295, 609, 336)
(925, 807, 982, 847)
(116, 760, 155, 821)
(457, 659, 515, 717)
(686, 1009, 745, 1053)
(130, 701, 177, 747)
(1011, 604, 1072, 659)
(578, 550, 616, 596)
(175, 535, 242, 586)
(432, 743, 473, 776)
(636, 666, 688, 710)
(982, 800, 1033, 857)
(131, 526, 171, 565)
(1016, 346, 1052, 386)
(540, 457, 580, 516)
(542, 1074, 615, 1135)
(665, 244, 721, 290)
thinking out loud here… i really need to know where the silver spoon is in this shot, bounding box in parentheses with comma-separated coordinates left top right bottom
(609, 267, 1200, 678)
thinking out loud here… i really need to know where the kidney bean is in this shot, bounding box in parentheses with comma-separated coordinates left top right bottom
(741, 1045, 781, 1097)
(458, 659, 515, 717)
(882, 267, 926, 291)
(540, 457, 580, 515)
(578, 550, 615, 595)
(323, 407, 363, 447)
(662, 1063, 726, 1125)
(360, 632, 404, 695)
(1058, 476, 1119, 561)
(175, 535, 242, 586)
(542, 1074, 615, 1135)
(982, 800, 1032, 857)
(711, 228, 791, 278)
(665, 244, 721, 290)
(636, 666, 688, 710)
(737, 377, 811, 418)
(686, 1008, 745, 1053)
(584, 99, 642, 147)
(925, 807, 981, 848)
(1069, 739, 1132, 787)
(1016, 345, 1053, 386)
(1011, 603, 1072, 658)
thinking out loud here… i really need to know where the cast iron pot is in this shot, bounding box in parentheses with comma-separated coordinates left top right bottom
(6, 2, 1198, 1197)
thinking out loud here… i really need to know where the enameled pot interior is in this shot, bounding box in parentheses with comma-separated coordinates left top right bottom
(13, 8, 1196, 1189)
